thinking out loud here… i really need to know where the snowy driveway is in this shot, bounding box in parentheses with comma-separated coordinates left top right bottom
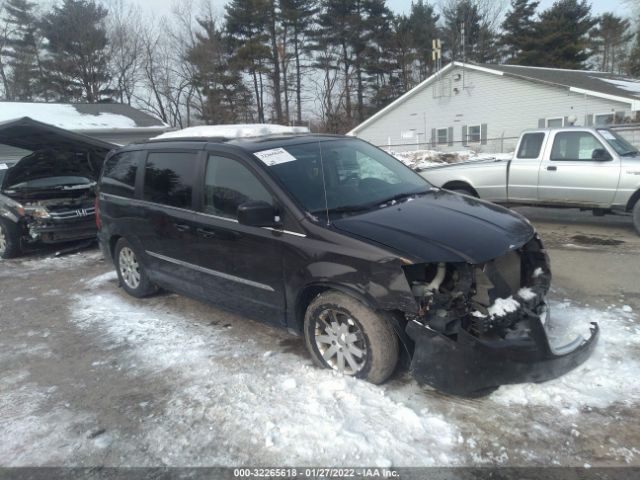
(1, 219, 639, 467)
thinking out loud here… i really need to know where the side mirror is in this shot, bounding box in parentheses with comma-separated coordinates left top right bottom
(592, 148, 611, 161)
(237, 201, 279, 227)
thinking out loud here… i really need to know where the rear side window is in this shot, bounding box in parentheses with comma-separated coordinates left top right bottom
(517, 133, 545, 159)
(101, 151, 142, 197)
(203, 155, 273, 218)
(143, 152, 198, 209)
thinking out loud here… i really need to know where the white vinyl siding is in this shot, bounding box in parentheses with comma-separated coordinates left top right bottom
(351, 65, 633, 152)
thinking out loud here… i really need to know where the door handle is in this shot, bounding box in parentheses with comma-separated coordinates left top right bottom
(174, 223, 191, 232)
(547, 166, 557, 171)
(197, 227, 216, 238)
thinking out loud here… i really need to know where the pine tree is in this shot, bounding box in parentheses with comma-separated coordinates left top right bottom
(519, 0, 596, 69)
(225, 0, 270, 122)
(441, 0, 481, 62)
(188, 15, 252, 124)
(280, 0, 318, 123)
(499, 0, 539, 62)
(39, 0, 112, 102)
(627, 29, 640, 77)
(3, 0, 43, 100)
(590, 13, 632, 73)
(407, 0, 439, 80)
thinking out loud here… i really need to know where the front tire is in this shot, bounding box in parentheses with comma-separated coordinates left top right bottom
(0, 218, 22, 259)
(633, 201, 640, 235)
(114, 238, 157, 298)
(304, 291, 399, 384)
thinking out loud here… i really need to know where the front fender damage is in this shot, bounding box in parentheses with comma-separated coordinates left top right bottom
(402, 234, 599, 396)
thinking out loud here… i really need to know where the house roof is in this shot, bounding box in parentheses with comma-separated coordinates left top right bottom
(0, 102, 169, 132)
(348, 62, 640, 135)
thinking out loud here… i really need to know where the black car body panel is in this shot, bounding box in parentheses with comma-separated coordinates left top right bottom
(96, 133, 598, 395)
(0, 117, 115, 251)
(333, 191, 535, 263)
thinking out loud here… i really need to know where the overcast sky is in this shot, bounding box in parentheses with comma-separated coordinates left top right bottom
(128, 0, 631, 20)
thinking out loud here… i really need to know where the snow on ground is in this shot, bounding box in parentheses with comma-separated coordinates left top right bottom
(0, 103, 139, 130)
(60, 271, 640, 466)
(0, 250, 103, 280)
(154, 124, 309, 140)
(494, 301, 640, 408)
(69, 271, 460, 466)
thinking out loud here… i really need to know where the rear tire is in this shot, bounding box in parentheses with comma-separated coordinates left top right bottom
(114, 238, 157, 298)
(0, 218, 22, 259)
(633, 201, 640, 235)
(304, 291, 398, 384)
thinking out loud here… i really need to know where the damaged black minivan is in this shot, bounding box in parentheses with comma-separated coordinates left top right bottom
(97, 128, 598, 396)
(0, 118, 114, 258)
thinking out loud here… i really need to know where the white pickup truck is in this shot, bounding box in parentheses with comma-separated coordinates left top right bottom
(419, 127, 640, 234)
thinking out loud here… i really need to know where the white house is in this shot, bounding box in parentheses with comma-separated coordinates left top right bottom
(0, 102, 172, 161)
(348, 62, 640, 153)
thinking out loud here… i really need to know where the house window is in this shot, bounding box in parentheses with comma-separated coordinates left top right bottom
(467, 125, 481, 143)
(437, 128, 448, 145)
(594, 113, 614, 126)
(546, 117, 564, 128)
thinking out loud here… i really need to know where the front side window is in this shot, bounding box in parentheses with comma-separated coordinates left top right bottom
(467, 125, 481, 143)
(102, 151, 141, 197)
(517, 133, 545, 159)
(204, 155, 273, 218)
(437, 128, 448, 145)
(550, 132, 607, 161)
(261, 138, 431, 215)
(143, 152, 198, 208)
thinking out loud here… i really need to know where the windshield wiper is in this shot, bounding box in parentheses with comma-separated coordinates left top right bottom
(620, 150, 639, 157)
(377, 189, 431, 206)
(312, 204, 373, 215)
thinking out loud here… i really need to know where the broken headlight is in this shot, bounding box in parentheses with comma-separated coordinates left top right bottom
(17, 204, 51, 219)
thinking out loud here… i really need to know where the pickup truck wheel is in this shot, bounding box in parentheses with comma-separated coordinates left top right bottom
(304, 291, 399, 384)
(633, 201, 640, 235)
(114, 238, 157, 298)
(0, 218, 22, 259)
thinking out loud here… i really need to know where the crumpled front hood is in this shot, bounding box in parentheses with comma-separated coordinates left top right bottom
(333, 190, 535, 264)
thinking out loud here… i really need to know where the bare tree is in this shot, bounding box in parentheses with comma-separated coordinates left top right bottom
(106, 0, 144, 105)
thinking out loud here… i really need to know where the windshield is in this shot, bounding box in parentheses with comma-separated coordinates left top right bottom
(598, 129, 639, 156)
(7, 176, 93, 190)
(261, 138, 431, 215)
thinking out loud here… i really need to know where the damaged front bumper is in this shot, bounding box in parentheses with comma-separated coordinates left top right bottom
(406, 304, 599, 396)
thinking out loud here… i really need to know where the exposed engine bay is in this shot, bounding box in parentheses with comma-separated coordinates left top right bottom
(402, 235, 598, 396)
(404, 235, 551, 339)
(0, 149, 101, 250)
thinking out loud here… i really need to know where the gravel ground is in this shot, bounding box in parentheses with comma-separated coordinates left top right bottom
(0, 208, 639, 468)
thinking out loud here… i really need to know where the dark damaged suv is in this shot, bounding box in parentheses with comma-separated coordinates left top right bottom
(0, 118, 114, 258)
(96, 127, 599, 396)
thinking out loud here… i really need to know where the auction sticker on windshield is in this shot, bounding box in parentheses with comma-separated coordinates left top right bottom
(254, 148, 297, 166)
(599, 130, 616, 140)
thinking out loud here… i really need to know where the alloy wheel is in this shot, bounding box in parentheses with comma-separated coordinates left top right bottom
(314, 308, 367, 375)
(119, 246, 141, 289)
(0, 225, 6, 255)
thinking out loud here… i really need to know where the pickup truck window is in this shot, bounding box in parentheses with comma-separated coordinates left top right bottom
(597, 129, 639, 157)
(517, 133, 545, 158)
(550, 132, 607, 162)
